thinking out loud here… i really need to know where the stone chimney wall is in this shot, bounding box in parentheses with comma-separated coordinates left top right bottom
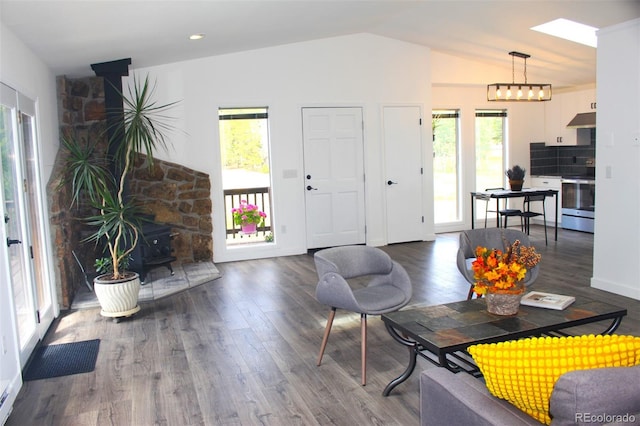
(49, 75, 213, 308)
(48, 76, 107, 308)
(131, 156, 213, 263)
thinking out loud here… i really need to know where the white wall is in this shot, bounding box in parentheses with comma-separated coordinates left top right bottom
(0, 25, 59, 182)
(592, 18, 640, 300)
(0, 22, 59, 424)
(127, 34, 433, 262)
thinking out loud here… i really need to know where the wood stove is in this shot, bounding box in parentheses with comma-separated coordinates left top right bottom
(130, 221, 176, 283)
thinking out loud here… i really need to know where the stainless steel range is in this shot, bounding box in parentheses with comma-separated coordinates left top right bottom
(561, 178, 595, 233)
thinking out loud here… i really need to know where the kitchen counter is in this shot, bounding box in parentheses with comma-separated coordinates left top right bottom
(531, 174, 594, 180)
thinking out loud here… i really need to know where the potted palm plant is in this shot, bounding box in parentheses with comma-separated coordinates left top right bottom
(62, 75, 178, 321)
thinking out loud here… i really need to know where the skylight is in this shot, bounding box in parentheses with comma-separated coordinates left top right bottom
(531, 18, 598, 48)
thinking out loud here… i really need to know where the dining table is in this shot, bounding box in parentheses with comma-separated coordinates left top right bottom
(470, 188, 559, 241)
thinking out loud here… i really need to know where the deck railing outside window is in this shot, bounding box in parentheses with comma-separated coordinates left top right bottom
(224, 187, 272, 240)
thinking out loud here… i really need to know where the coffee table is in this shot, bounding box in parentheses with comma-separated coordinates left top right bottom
(381, 296, 627, 396)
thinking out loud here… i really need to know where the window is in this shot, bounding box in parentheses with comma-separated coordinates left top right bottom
(219, 107, 273, 244)
(433, 109, 461, 224)
(475, 110, 507, 222)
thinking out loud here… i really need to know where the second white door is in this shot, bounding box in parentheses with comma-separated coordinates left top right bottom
(384, 106, 424, 244)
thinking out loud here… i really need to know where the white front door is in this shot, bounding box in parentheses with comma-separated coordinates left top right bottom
(302, 107, 365, 249)
(383, 106, 424, 244)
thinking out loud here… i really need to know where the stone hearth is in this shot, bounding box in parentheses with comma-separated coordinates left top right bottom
(71, 261, 221, 310)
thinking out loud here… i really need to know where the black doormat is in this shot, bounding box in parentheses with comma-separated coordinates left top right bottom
(23, 339, 100, 381)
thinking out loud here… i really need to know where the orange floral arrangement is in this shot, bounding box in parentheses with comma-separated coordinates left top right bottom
(472, 239, 541, 296)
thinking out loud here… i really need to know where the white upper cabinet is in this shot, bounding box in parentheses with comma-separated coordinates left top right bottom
(544, 88, 596, 146)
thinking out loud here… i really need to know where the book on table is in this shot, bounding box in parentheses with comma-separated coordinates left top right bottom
(520, 291, 576, 310)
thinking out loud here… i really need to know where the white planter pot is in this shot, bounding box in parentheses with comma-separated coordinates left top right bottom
(93, 272, 141, 320)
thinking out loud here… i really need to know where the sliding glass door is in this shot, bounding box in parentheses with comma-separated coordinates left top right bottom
(1, 83, 54, 365)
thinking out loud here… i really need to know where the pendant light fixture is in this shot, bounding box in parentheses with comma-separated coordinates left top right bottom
(487, 51, 552, 102)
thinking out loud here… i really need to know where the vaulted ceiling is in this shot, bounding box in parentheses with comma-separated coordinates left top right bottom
(1, 1, 638, 88)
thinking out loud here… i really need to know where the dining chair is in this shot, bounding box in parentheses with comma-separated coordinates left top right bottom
(314, 245, 412, 385)
(481, 188, 522, 229)
(519, 194, 548, 245)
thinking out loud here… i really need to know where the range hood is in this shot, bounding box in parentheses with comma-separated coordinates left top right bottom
(566, 112, 596, 129)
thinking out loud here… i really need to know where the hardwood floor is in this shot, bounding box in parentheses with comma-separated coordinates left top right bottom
(8, 228, 640, 425)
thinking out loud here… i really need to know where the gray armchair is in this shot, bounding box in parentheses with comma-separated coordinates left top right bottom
(314, 245, 412, 385)
(457, 229, 539, 300)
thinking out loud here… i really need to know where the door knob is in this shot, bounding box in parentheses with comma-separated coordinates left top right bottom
(6, 238, 22, 247)
(387, 180, 398, 185)
(306, 185, 317, 191)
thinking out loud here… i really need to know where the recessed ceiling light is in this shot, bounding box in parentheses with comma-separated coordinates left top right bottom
(189, 33, 205, 41)
(531, 18, 598, 48)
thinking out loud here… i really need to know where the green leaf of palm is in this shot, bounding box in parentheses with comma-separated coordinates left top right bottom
(109, 75, 179, 169)
(61, 136, 113, 207)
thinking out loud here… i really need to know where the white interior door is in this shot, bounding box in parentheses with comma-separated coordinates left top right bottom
(302, 107, 365, 249)
(384, 106, 424, 244)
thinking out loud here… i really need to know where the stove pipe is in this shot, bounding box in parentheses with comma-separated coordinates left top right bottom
(90, 58, 132, 179)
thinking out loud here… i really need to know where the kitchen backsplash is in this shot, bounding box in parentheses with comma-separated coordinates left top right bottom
(529, 138, 596, 178)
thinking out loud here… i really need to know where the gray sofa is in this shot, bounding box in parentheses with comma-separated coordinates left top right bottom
(420, 366, 640, 426)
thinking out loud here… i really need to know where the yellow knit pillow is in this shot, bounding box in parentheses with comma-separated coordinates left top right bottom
(468, 335, 640, 425)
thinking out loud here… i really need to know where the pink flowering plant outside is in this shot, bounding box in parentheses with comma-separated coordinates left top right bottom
(231, 200, 267, 227)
